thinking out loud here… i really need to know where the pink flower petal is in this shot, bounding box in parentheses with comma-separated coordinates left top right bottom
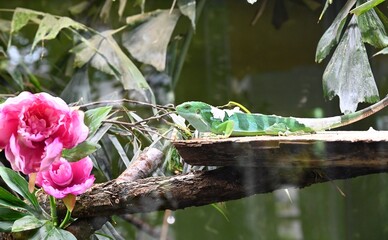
(39, 138, 63, 172)
(71, 157, 94, 184)
(0, 112, 19, 148)
(49, 159, 73, 187)
(5, 135, 43, 174)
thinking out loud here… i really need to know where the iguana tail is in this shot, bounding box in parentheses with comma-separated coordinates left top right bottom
(293, 95, 388, 131)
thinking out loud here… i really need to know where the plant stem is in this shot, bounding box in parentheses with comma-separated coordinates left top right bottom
(59, 209, 72, 229)
(49, 196, 58, 227)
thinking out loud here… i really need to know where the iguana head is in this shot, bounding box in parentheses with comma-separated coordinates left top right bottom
(176, 101, 215, 132)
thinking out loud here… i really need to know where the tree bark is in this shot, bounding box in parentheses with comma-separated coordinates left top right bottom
(36, 131, 388, 218)
(41, 165, 388, 218)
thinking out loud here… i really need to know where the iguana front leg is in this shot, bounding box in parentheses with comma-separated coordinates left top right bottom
(213, 120, 235, 137)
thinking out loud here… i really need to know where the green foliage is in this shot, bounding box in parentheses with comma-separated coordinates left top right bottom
(72, 31, 155, 103)
(316, 0, 388, 113)
(322, 15, 379, 113)
(358, 6, 388, 48)
(84, 106, 113, 138)
(0, 167, 40, 212)
(122, 10, 181, 72)
(315, 0, 356, 63)
(30, 221, 76, 240)
(0, 1, 197, 238)
(0, 187, 31, 212)
(351, 0, 385, 16)
(0, 167, 76, 239)
(12, 216, 47, 232)
(0, 207, 28, 221)
(178, 0, 196, 29)
(62, 141, 101, 162)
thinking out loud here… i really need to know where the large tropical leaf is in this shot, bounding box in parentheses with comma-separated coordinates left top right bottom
(322, 16, 379, 113)
(315, 0, 356, 63)
(31, 14, 86, 51)
(72, 31, 155, 103)
(178, 0, 196, 29)
(10, 8, 41, 34)
(9, 8, 87, 51)
(357, 2, 388, 48)
(122, 10, 181, 71)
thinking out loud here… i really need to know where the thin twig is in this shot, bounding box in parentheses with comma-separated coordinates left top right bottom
(160, 210, 172, 240)
(170, 0, 177, 14)
(251, 0, 268, 26)
(78, 99, 174, 111)
(103, 110, 173, 128)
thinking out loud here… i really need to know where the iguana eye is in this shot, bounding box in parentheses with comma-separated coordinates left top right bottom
(183, 104, 191, 109)
(196, 109, 201, 114)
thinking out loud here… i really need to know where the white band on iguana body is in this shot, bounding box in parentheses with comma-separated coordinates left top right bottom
(211, 107, 241, 120)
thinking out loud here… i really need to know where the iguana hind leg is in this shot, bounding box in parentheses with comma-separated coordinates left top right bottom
(264, 123, 289, 135)
(213, 120, 235, 138)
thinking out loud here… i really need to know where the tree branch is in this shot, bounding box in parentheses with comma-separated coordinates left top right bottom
(40, 165, 388, 218)
(33, 131, 388, 238)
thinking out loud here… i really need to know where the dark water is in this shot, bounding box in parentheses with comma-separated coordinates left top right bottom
(173, 1, 388, 240)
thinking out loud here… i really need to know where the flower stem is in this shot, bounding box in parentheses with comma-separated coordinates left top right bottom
(49, 196, 57, 227)
(59, 209, 72, 229)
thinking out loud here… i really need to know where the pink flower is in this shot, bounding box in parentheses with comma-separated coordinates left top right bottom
(0, 92, 88, 174)
(36, 157, 95, 199)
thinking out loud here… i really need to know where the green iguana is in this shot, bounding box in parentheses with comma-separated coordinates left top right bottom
(176, 96, 388, 137)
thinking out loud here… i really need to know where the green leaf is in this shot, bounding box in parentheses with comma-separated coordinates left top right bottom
(12, 215, 46, 232)
(10, 8, 41, 34)
(62, 141, 100, 162)
(0, 221, 13, 232)
(357, 4, 388, 48)
(178, 0, 196, 29)
(108, 135, 131, 167)
(31, 222, 76, 240)
(31, 14, 87, 51)
(211, 203, 229, 222)
(374, 46, 388, 55)
(350, 0, 385, 16)
(49, 228, 77, 240)
(72, 31, 155, 103)
(322, 16, 379, 113)
(0, 167, 40, 212)
(122, 10, 181, 71)
(84, 106, 112, 137)
(0, 207, 27, 221)
(315, 0, 356, 63)
(374, 7, 388, 34)
(0, 187, 29, 209)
